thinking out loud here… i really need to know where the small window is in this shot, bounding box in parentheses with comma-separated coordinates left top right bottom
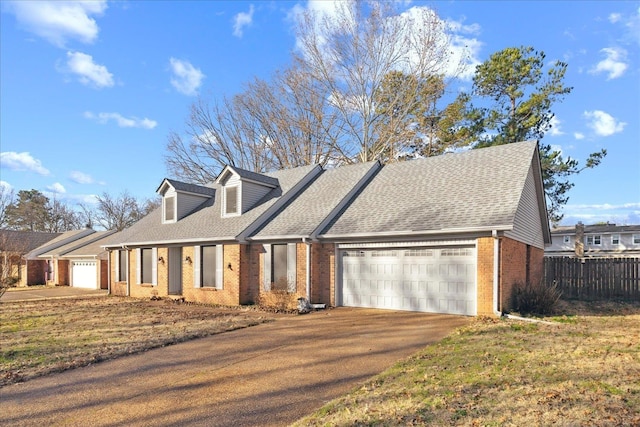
(164, 196, 175, 222)
(371, 250, 397, 257)
(405, 249, 434, 257)
(441, 248, 473, 257)
(343, 250, 365, 257)
(225, 186, 238, 215)
(611, 234, 620, 245)
(633, 234, 640, 245)
(118, 250, 127, 282)
(586, 235, 601, 246)
(141, 248, 153, 283)
(201, 246, 217, 288)
(563, 236, 570, 244)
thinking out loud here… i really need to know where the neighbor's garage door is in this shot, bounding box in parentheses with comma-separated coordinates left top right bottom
(341, 247, 476, 315)
(71, 261, 97, 289)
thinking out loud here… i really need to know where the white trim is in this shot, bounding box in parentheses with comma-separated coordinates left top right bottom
(193, 245, 201, 288)
(338, 240, 475, 249)
(215, 245, 224, 289)
(151, 247, 158, 285)
(135, 248, 141, 284)
(319, 225, 513, 240)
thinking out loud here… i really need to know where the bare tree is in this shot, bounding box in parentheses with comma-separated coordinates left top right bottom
(95, 191, 144, 231)
(48, 198, 82, 232)
(166, 2, 464, 182)
(0, 186, 15, 229)
(293, 1, 459, 162)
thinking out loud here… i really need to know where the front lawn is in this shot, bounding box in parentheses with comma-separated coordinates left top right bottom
(295, 300, 640, 426)
(0, 296, 273, 386)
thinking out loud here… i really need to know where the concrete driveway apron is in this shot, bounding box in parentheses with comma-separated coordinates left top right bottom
(0, 308, 470, 426)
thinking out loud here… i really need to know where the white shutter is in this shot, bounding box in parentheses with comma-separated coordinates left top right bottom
(136, 248, 141, 284)
(287, 243, 297, 292)
(193, 246, 201, 288)
(216, 245, 224, 289)
(263, 244, 271, 291)
(152, 247, 158, 285)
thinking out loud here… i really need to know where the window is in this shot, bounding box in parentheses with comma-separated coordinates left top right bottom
(164, 196, 175, 222)
(201, 245, 217, 288)
(264, 243, 296, 292)
(343, 250, 365, 257)
(405, 249, 434, 257)
(225, 186, 238, 215)
(371, 250, 397, 257)
(634, 234, 640, 245)
(118, 250, 127, 282)
(441, 248, 474, 257)
(141, 248, 153, 283)
(586, 235, 601, 246)
(563, 236, 571, 244)
(611, 234, 620, 245)
(272, 244, 288, 290)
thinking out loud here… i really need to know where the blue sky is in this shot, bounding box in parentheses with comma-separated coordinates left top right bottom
(1, 1, 638, 226)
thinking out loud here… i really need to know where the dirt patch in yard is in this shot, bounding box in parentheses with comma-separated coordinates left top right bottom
(0, 296, 274, 387)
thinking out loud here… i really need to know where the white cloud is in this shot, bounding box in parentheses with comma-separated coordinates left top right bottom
(169, 58, 204, 96)
(547, 116, 564, 137)
(583, 110, 626, 136)
(84, 111, 158, 129)
(608, 13, 622, 24)
(47, 182, 66, 194)
(233, 4, 255, 37)
(0, 151, 50, 175)
(561, 202, 640, 226)
(66, 51, 114, 88)
(0, 181, 12, 192)
(589, 47, 628, 80)
(5, 0, 107, 48)
(70, 171, 94, 184)
(574, 132, 585, 140)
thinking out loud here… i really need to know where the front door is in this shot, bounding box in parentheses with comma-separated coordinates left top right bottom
(168, 247, 183, 295)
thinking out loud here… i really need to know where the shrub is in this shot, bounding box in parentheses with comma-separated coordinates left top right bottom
(511, 280, 562, 316)
(256, 278, 301, 312)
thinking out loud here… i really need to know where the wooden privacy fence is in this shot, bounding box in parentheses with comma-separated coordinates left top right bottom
(544, 257, 640, 300)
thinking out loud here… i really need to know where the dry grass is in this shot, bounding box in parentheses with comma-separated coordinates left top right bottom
(0, 296, 273, 386)
(295, 300, 640, 426)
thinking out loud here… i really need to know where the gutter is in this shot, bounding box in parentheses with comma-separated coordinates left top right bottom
(319, 225, 513, 241)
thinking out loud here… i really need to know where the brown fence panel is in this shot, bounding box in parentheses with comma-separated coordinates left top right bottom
(544, 257, 640, 301)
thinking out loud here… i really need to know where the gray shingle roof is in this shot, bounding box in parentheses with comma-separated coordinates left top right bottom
(26, 229, 96, 259)
(218, 165, 280, 187)
(252, 162, 379, 238)
(320, 141, 539, 237)
(0, 230, 61, 253)
(159, 179, 216, 197)
(39, 230, 116, 258)
(110, 164, 319, 246)
(551, 224, 640, 234)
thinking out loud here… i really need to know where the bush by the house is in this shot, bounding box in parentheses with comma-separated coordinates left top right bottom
(511, 280, 562, 316)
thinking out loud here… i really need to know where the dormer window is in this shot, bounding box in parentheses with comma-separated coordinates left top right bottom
(225, 186, 239, 216)
(215, 165, 279, 218)
(164, 196, 176, 223)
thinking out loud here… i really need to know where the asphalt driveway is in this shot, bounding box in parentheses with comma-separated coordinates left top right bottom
(0, 307, 470, 426)
(1, 286, 107, 302)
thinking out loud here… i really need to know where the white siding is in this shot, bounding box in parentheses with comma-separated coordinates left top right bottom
(505, 165, 546, 249)
(241, 181, 272, 213)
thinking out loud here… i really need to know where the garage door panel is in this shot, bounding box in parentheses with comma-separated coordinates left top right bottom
(342, 247, 476, 315)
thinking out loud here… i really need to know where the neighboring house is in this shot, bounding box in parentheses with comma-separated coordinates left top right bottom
(546, 223, 640, 258)
(0, 230, 61, 286)
(37, 230, 116, 289)
(104, 140, 550, 317)
(24, 229, 96, 285)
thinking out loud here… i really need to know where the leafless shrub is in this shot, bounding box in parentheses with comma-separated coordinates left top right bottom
(511, 280, 562, 316)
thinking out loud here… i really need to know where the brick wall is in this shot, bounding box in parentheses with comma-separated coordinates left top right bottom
(242, 244, 261, 304)
(528, 245, 544, 285)
(476, 237, 495, 316)
(311, 243, 335, 306)
(499, 237, 527, 312)
(26, 259, 47, 285)
(57, 260, 70, 286)
(100, 259, 108, 289)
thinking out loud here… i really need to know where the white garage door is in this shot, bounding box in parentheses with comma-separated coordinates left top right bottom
(341, 247, 476, 315)
(71, 261, 97, 289)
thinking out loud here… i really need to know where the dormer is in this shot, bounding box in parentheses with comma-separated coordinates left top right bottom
(156, 179, 216, 224)
(215, 165, 279, 217)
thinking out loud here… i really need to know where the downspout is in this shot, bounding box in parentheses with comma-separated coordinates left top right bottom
(492, 230, 501, 316)
(302, 237, 311, 301)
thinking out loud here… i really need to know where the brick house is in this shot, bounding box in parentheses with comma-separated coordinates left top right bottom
(103, 140, 550, 316)
(0, 230, 61, 286)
